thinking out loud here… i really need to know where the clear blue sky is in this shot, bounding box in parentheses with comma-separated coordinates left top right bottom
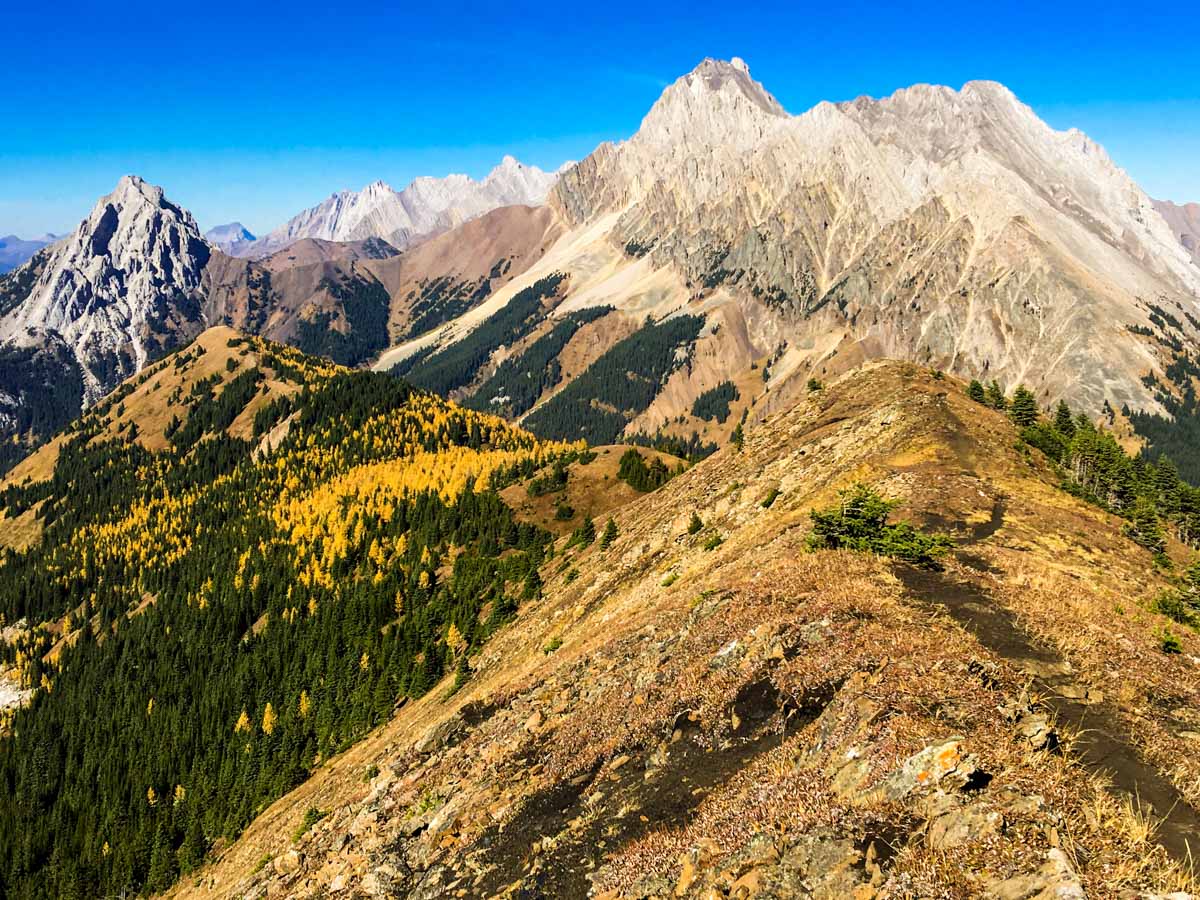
(2, 0, 1197, 237)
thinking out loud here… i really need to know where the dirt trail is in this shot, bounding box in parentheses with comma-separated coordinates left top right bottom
(896, 563, 1200, 868)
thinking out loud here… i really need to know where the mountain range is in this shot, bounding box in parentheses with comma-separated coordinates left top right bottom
(3, 55, 1200, 899)
(230, 155, 560, 259)
(0, 57, 1198, 474)
(0, 233, 59, 274)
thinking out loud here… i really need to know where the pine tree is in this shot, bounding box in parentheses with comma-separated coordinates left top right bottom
(146, 822, 178, 892)
(985, 380, 1007, 410)
(967, 380, 986, 404)
(178, 814, 207, 874)
(1009, 386, 1038, 427)
(1125, 498, 1167, 557)
(687, 512, 703, 535)
(572, 516, 595, 546)
(731, 422, 744, 451)
(1053, 400, 1076, 438)
(599, 518, 618, 549)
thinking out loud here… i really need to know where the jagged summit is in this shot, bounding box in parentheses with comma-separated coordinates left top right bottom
(635, 56, 787, 149)
(0, 175, 211, 403)
(549, 56, 1200, 419)
(238, 156, 562, 258)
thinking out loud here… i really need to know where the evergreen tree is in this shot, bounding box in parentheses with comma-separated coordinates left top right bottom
(1009, 385, 1039, 427)
(985, 380, 1007, 410)
(599, 518, 618, 549)
(1053, 400, 1076, 438)
(1125, 498, 1167, 558)
(967, 380, 986, 404)
(731, 422, 745, 451)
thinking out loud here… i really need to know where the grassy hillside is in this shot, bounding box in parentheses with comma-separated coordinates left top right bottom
(0, 328, 582, 898)
(172, 361, 1200, 899)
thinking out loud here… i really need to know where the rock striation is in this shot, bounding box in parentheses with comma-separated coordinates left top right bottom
(549, 58, 1200, 417)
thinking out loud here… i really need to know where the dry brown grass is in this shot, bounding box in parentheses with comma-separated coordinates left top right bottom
(167, 360, 1199, 897)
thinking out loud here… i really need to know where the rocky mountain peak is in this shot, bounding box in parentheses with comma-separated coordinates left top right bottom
(635, 56, 787, 149)
(204, 222, 256, 253)
(0, 175, 212, 403)
(239, 157, 561, 258)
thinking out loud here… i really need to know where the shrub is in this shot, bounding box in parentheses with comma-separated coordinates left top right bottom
(687, 512, 703, 535)
(554, 502, 575, 520)
(703, 533, 724, 551)
(761, 488, 780, 508)
(293, 807, 327, 842)
(1152, 591, 1195, 626)
(807, 377, 823, 392)
(661, 573, 679, 588)
(805, 483, 953, 569)
(543, 635, 563, 654)
(1160, 628, 1183, 654)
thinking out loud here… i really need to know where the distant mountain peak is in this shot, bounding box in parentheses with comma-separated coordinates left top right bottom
(205, 222, 256, 252)
(238, 156, 563, 258)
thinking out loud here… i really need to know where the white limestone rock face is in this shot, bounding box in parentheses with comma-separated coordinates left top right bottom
(0, 175, 213, 404)
(239, 156, 561, 258)
(551, 57, 1200, 416)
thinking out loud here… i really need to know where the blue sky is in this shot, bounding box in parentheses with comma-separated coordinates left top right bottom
(1, 1, 1196, 237)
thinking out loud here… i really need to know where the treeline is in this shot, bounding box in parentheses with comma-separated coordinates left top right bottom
(627, 429, 718, 463)
(397, 274, 566, 396)
(968, 379, 1200, 556)
(691, 380, 739, 423)
(0, 340, 85, 474)
(294, 272, 391, 367)
(465, 306, 612, 418)
(0, 343, 569, 899)
(524, 315, 706, 444)
(1128, 353, 1200, 484)
(403, 268, 499, 342)
(617, 448, 680, 492)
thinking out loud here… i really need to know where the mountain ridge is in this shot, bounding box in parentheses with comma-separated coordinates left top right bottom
(235, 155, 560, 258)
